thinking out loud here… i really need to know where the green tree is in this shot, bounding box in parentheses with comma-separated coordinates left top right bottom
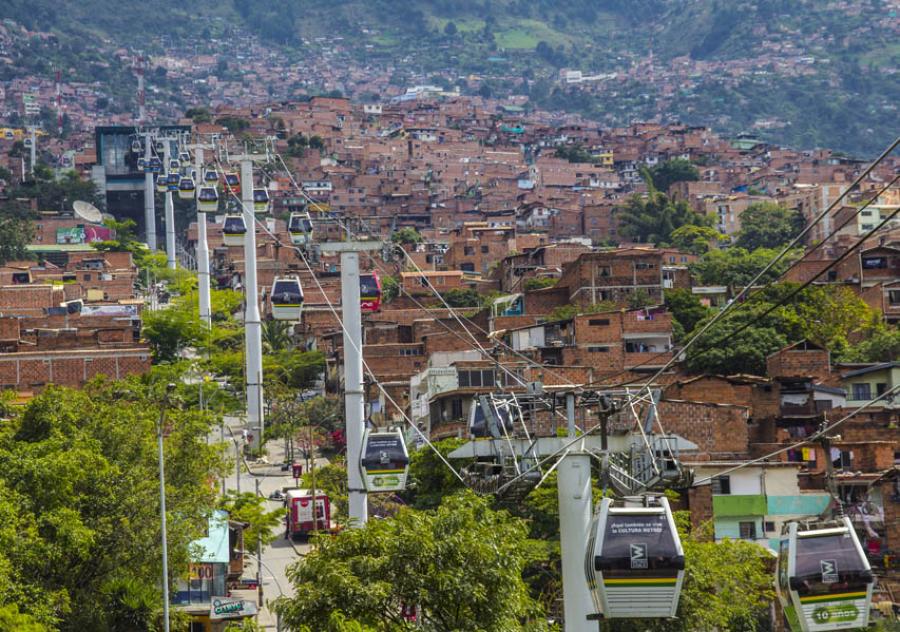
(840, 326, 900, 362)
(381, 275, 399, 303)
(142, 305, 204, 362)
(274, 493, 546, 631)
(441, 287, 482, 307)
(444, 21, 458, 36)
(647, 158, 700, 192)
(262, 319, 292, 353)
(690, 247, 801, 287)
(218, 491, 286, 554)
(390, 227, 423, 246)
(185, 107, 212, 123)
(735, 202, 805, 251)
(0, 379, 223, 628)
(0, 200, 35, 263)
(669, 225, 724, 255)
(618, 191, 712, 246)
(664, 288, 712, 341)
(524, 277, 557, 291)
(403, 438, 468, 510)
(0, 604, 43, 632)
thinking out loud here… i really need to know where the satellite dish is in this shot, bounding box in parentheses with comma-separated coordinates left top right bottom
(72, 200, 103, 224)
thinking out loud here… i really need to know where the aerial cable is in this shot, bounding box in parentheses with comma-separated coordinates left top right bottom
(212, 156, 469, 486)
(692, 381, 900, 486)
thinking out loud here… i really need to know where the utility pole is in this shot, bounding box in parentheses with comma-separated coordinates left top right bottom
(240, 159, 264, 452)
(193, 145, 211, 329)
(156, 384, 175, 632)
(557, 391, 595, 632)
(309, 424, 318, 534)
(255, 478, 263, 607)
(29, 126, 36, 177)
(163, 140, 176, 270)
(143, 132, 157, 251)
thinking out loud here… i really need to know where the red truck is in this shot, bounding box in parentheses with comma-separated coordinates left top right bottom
(284, 489, 331, 539)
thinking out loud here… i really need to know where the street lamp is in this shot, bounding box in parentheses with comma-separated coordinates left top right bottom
(156, 383, 177, 632)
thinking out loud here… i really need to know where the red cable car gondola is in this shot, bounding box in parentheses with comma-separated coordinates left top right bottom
(360, 271, 382, 312)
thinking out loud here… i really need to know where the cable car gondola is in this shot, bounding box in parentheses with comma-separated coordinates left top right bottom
(137, 157, 148, 172)
(204, 168, 219, 184)
(168, 158, 180, 172)
(166, 172, 180, 192)
(197, 186, 219, 213)
(288, 212, 313, 245)
(177, 177, 196, 200)
(131, 139, 142, 153)
(178, 151, 191, 167)
(360, 271, 383, 313)
(223, 172, 240, 195)
(270, 275, 303, 320)
(776, 518, 874, 632)
(585, 496, 685, 619)
(148, 157, 162, 173)
(252, 188, 270, 213)
(155, 175, 168, 193)
(360, 428, 409, 492)
(222, 214, 247, 246)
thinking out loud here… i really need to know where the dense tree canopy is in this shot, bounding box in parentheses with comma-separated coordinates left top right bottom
(690, 246, 802, 287)
(618, 190, 712, 246)
(0, 378, 224, 629)
(684, 284, 877, 375)
(735, 202, 805, 251)
(275, 493, 547, 632)
(647, 158, 700, 193)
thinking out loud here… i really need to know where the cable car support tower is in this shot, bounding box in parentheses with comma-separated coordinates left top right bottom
(448, 388, 697, 632)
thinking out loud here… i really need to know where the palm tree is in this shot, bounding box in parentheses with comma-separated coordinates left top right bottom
(262, 319, 292, 353)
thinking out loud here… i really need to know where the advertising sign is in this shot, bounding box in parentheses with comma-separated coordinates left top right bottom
(209, 597, 258, 620)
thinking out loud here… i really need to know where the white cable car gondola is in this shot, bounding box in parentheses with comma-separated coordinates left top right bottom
(177, 177, 196, 200)
(252, 188, 270, 213)
(204, 168, 219, 184)
(288, 212, 313, 245)
(178, 151, 191, 167)
(270, 275, 303, 320)
(148, 157, 162, 173)
(197, 186, 219, 213)
(585, 496, 685, 619)
(166, 172, 180, 192)
(776, 518, 874, 632)
(222, 214, 247, 246)
(132, 139, 142, 153)
(137, 157, 148, 172)
(155, 175, 168, 193)
(168, 158, 180, 172)
(360, 428, 409, 493)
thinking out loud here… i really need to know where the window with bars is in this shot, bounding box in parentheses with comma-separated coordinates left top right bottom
(711, 476, 731, 495)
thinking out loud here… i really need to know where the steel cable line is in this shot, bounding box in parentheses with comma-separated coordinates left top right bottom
(212, 155, 469, 486)
(692, 381, 900, 485)
(574, 139, 900, 391)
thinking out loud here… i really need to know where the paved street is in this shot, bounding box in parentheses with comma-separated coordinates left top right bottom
(219, 415, 327, 629)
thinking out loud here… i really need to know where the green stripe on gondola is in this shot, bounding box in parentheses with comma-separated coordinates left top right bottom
(604, 578, 677, 587)
(367, 469, 405, 474)
(799, 592, 867, 604)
